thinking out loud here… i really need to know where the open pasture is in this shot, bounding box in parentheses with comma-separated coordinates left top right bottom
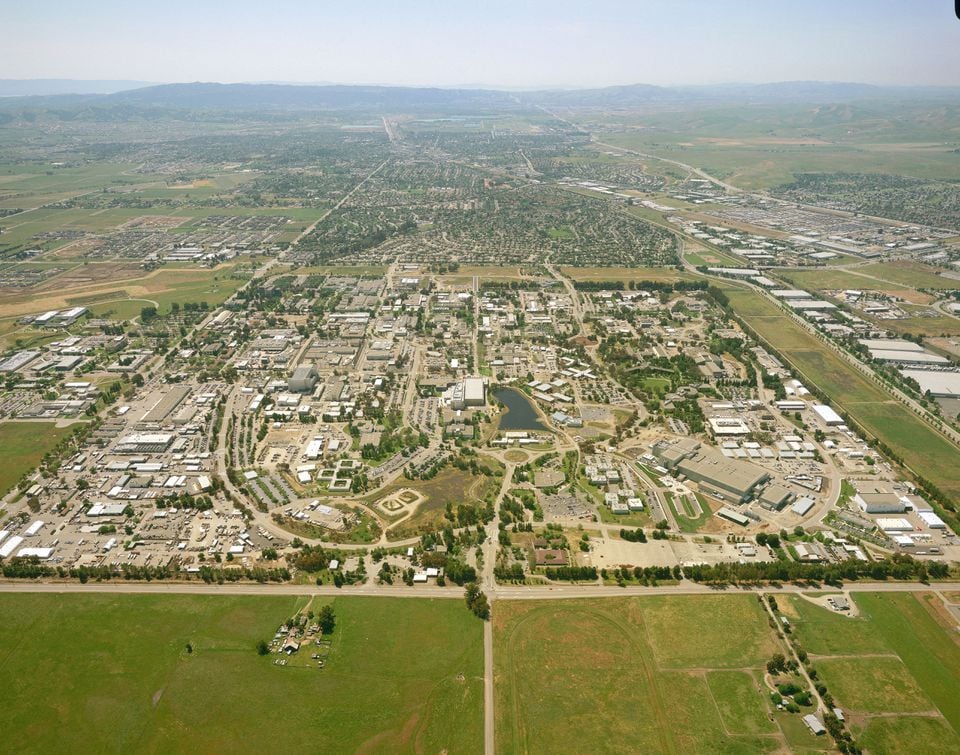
(0, 594, 483, 754)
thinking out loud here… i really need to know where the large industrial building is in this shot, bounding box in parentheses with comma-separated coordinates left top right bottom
(901, 369, 960, 398)
(652, 438, 771, 502)
(115, 433, 175, 454)
(853, 481, 906, 514)
(288, 365, 319, 393)
(141, 385, 191, 423)
(443, 377, 486, 410)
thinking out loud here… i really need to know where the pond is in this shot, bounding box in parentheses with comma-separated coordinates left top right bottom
(495, 387, 547, 432)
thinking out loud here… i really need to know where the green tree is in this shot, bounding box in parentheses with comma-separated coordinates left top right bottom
(317, 604, 336, 634)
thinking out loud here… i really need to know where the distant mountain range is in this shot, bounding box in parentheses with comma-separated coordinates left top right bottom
(0, 79, 156, 96)
(0, 79, 957, 114)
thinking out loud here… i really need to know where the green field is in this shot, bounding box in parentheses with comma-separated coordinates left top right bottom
(724, 286, 960, 505)
(787, 593, 960, 752)
(494, 595, 821, 754)
(0, 421, 77, 496)
(859, 261, 957, 291)
(781, 268, 917, 296)
(0, 594, 483, 753)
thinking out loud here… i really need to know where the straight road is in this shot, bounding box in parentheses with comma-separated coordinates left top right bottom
(0, 578, 946, 599)
(293, 159, 389, 245)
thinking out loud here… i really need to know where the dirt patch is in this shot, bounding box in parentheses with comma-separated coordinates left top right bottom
(119, 215, 185, 230)
(917, 593, 960, 642)
(696, 136, 832, 146)
(354, 711, 419, 754)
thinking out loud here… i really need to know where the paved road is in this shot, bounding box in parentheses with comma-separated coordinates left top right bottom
(0, 578, 946, 599)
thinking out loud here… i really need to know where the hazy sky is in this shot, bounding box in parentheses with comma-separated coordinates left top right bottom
(4, 0, 960, 88)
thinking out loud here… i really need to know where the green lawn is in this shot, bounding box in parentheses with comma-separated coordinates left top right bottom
(495, 596, 791, 754)
(0, 594, 484, 753)
(0, 421, 76, 496)
(666, 492, 712, 534)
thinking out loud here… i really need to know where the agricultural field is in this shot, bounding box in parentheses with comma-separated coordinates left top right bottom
(786, 592, 960, 753)
(724, 286, 960, 504)
(599, 103, 960, 190)
(0, 421, 78, 496)
(0, 594, 484, 754)
(494, 595, 826, 754)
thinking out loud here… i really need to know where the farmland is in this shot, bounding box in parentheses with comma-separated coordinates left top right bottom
(787, 592, 960, 753)
(0, 594, 484, 754)
(494, 595, 824, 754)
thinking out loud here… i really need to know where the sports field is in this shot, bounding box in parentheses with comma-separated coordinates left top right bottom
(0, 421, 77, 496)
(724, 286, 960, 505)
(494, 595, 828, 754)
(786, 592, 960, 753)
(0, 594, 483, 753)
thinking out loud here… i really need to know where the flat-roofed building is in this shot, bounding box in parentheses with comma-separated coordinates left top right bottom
(901, 369, 960, 398)
(463, 377, 486, 406)
(115, 432, 174, 454)
(812, 404, 844, 426)
(288, 365, 319, 393)
(674, 450, 770, 503)
(855, 492, 905, 514)
(142, 385, 191, 423)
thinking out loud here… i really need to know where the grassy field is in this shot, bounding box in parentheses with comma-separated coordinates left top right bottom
(378, 466, 501, 540)
(666, 492, 713, 534)
(0, 421, 77, 496)
(859, 261, 957, 290)
(0, 264, 249, 320)
(560, 266, 697, 283)
(781, 268, 918, 297)
(787, 592, 960, 752)
(724, 286, 960, 503)
(0, 594, 483, 753)
(602, 116, 960, 189)
(494, 595, 822, 754)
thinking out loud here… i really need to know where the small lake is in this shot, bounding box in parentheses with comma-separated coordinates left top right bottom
(495, 387, 547, 432)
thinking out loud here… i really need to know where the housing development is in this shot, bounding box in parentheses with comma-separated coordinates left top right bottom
(3, 22, 960, 753)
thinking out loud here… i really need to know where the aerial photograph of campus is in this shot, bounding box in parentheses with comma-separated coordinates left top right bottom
(2, 1, 960, 752)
